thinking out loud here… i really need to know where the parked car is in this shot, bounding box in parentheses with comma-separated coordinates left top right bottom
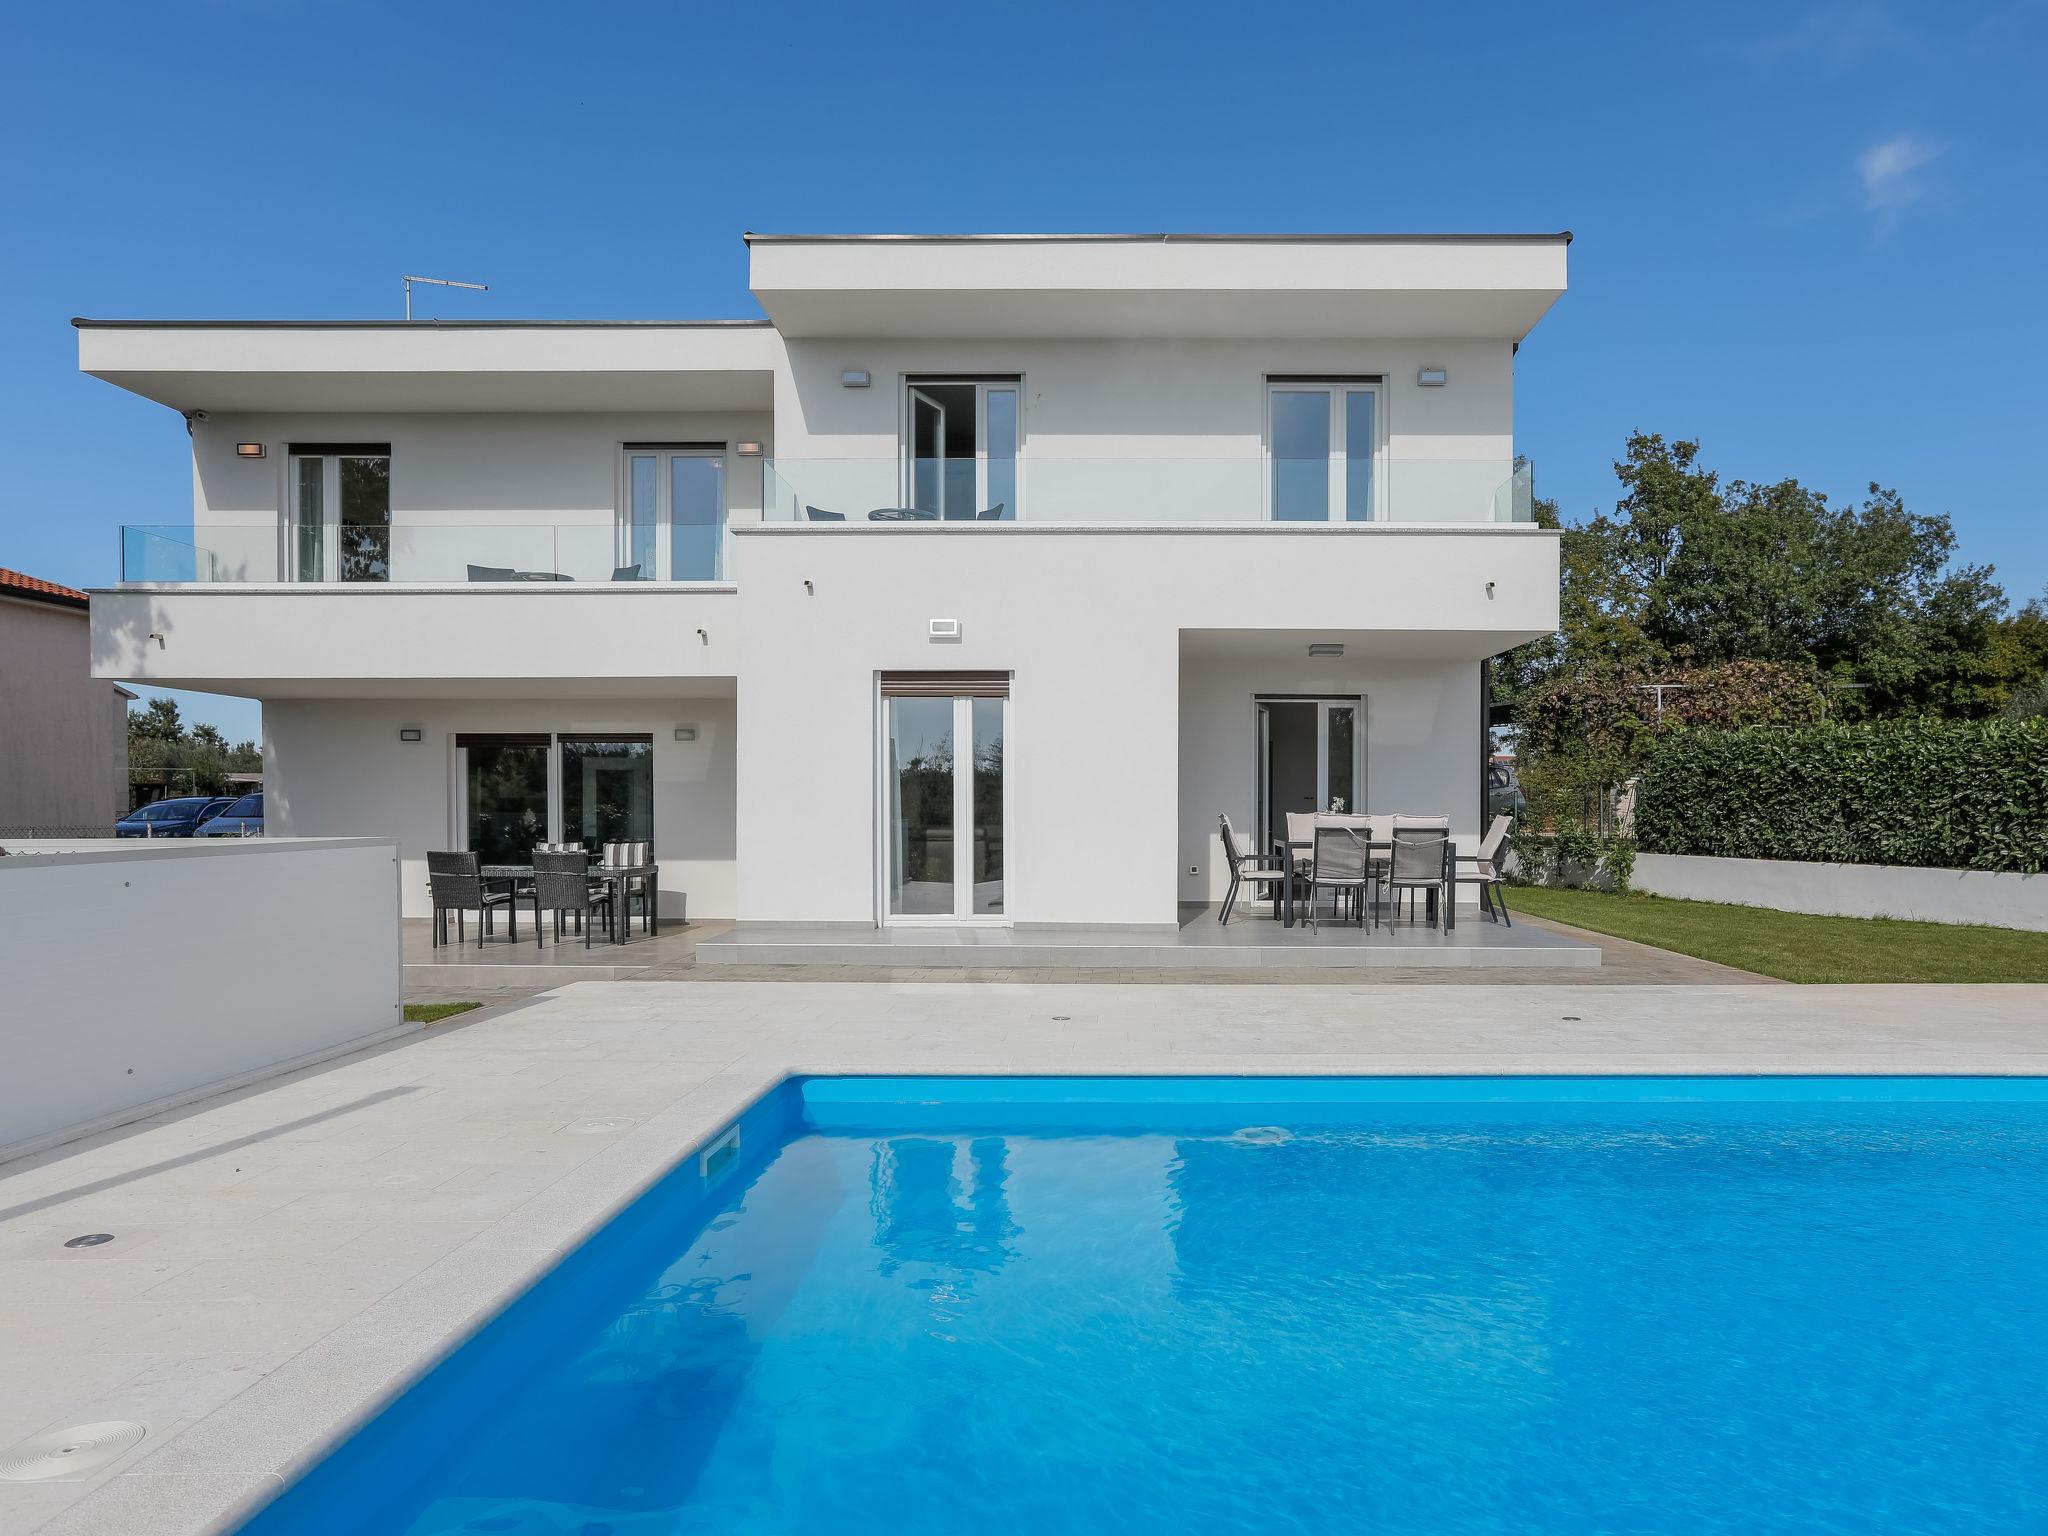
(1486, 760, 1526, 822)
(193, 791, 264, 837)
(115, 796, 235, 838)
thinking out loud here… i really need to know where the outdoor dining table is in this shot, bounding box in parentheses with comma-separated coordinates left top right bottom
(479, 861, 660, 945)
(1274, 838, 1454, 931)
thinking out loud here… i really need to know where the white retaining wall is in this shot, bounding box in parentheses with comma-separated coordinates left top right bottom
(0, 837, 404, 1160)
(1633, 852, 2048, 933)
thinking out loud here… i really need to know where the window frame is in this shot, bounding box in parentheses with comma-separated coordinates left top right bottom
(899, 375, 1024, 520)
(1262, 380, 1385, 523)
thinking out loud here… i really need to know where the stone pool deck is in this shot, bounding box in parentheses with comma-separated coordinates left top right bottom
(5, 980, 2046, 1533)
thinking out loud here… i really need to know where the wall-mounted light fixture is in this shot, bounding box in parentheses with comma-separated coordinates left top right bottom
(840, 369, 871, 388)
(673, 725, 698, 742)
(1417, 367, 1448, 388)
(1307, 642, 1344, 658)
(735, 441, 762, 456)
(235, 441, 266, 459)
(929, 618, 962, 641)
(398, 727, 423, 742)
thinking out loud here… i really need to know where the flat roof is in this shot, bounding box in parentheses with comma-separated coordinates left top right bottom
(743, 230, 1573, 245)
(72, 318, 768, 330)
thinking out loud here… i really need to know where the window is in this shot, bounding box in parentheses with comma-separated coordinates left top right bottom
(619, 446, 726, 580)
(559, 736, 654, 854)
(904, 378, 1020, 520)
(455, 733, 656, 864)
(287, 444, 392, 581)
(1265, 384, 1380, 522)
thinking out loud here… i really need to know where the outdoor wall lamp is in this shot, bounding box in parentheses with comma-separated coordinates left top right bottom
(1417, 367, 1448, 387)
(674, 725, 698, 742)
(840, 369, 871, 388)
(735, 441, 762, 456)
(1307, 642, 1343, 658)
(398, 727, 423, 742)
(235, 441, 266, 459)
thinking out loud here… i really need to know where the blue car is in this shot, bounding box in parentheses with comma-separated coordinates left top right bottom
(193, 791, 264, 837)
(115, 795, 235, 838)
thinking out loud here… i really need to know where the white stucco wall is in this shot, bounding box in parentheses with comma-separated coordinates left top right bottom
(1634, 853, 2048, 933)
(1178, 657, 1484, 905)
(734, 525, 1547, 927)
(264, 695, 737, 919)
(0, 594, 127, 831)
(771, 337, 1515, 525)
(0, 838, 401, 1160)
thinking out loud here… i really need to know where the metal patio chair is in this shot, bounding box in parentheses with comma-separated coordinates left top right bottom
(1218, 814, 1289, 923)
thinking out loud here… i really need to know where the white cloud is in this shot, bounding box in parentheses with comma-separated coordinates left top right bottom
(1855, 134, 1946, 231)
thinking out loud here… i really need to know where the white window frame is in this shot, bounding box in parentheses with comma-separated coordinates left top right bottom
(900, 377, 1024, 519)
(1253, 694, 1366, 845)
(876, 691, 1011, 927)
(285, 449, 393, 582)
(616, 445, 729, 581)
(1262, 381, 1384, 523)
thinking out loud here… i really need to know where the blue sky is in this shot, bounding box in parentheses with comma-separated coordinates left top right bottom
(4, 0, 2044, 744)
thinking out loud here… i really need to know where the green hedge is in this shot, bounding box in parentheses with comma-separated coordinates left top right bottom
(1634, 718, 2048, 874)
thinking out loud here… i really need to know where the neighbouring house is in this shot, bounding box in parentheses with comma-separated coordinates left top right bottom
(79, 230, 1566, 926)
(0, 567, 132, 834)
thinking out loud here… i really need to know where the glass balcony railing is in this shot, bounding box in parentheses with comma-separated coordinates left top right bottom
(118, 523, 734, 585)
(763, 456, 1535, 526)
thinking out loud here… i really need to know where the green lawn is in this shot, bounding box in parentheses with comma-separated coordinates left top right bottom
(1508, 885, 2048, 984)
(404, 1001, 484, 1025)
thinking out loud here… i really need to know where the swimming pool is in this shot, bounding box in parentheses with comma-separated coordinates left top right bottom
(238, 1077, 2048, 1534)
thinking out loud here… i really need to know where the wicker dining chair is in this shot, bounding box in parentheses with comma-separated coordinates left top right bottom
(426, 850, 511, 947)
(530, 849, 613, 948)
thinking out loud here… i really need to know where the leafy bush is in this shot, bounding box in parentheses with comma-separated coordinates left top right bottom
(1635, 718, 2048, 874)
(1507, 831, 1636, 893)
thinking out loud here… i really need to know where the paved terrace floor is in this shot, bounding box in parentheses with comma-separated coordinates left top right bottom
(405, 908, 1768, 1002)
(6, 978, 2046, 1534)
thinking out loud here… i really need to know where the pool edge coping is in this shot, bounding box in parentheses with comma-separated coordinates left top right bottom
(35, 1055, 2048, 1536)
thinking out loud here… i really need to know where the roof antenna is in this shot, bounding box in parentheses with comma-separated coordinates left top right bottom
(403, 274, 489, 320)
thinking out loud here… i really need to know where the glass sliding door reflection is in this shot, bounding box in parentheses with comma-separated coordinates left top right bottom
(338, 455, 391, 581)
(1327, 705, 1356, 812)
(887, 697, 956, 916)
(560, 737, 654, 855)
(670, 454, 725, 580)
(624, 453, 658, 580)
(460, 735, 550, 867)
(292, 456, 324, 581)
(972, 697, 1004, 913)
(1269, 389, 1332, 522)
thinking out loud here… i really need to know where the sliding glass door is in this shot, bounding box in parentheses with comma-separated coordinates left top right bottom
(620, 447, 726, 580)
(885, 684, 1007, 921)
(1267, 385, 1379, 522)
(456, 732, 655, 864)
(288, 445, 392, 581)
(1255, 697, 1362, 848)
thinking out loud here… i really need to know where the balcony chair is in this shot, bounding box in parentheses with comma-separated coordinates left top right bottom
(1454, 815, 1514, 924)
(610, 564, 643, 581)
(529, 849, 613, 948)
(1386, 823, 1453, 929)
(804, 506, 846, 522)
(1303, 822, 1376, 933)
(426, 850, 512, 947)
(976, 502, 1007, 521)
(1217, 814, 1289, 923)
(466, 564, 518, 582)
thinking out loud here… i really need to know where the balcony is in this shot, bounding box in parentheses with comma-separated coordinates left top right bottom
(119, 523, 730, 586)
(761, 455, 1535, 526)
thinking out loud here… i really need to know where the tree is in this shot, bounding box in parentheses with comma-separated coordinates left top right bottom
(129, 696, 183, 743)
(125, 700, 260, 797)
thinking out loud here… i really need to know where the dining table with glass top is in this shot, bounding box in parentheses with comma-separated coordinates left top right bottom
(479, 859, 660, 945)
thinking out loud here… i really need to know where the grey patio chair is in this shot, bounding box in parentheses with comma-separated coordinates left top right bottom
(1304, 822, 1375, 932)
(1218, 814, 1289, 923)
(529, 849, 613, 948)
(804, 506, 845, 521)
(610, 564, 643, 581)
(1386, 826, 1452, 929)
(466, 564, 517, 582)
(426, 849, 512, 947)
(1455, 815, 1514, 924)
(976, 502, 1007, 521)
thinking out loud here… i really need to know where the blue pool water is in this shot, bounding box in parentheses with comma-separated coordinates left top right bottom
(241, 1078, 2048, 1534)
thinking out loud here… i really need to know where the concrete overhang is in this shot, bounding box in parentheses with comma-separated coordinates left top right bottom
(747, 232, 1569, 340)
(73, 320, 779, 413)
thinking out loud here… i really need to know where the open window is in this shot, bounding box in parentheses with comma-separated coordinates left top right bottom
(287, 443, 391, 581)
(903, 378, 1019, 520)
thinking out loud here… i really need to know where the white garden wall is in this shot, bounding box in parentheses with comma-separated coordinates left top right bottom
(0, 837, 403, 1160)
(1633, 852, 2048, 933)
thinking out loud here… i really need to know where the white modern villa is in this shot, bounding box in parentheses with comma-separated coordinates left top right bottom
(81, 231, 1566, 934)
